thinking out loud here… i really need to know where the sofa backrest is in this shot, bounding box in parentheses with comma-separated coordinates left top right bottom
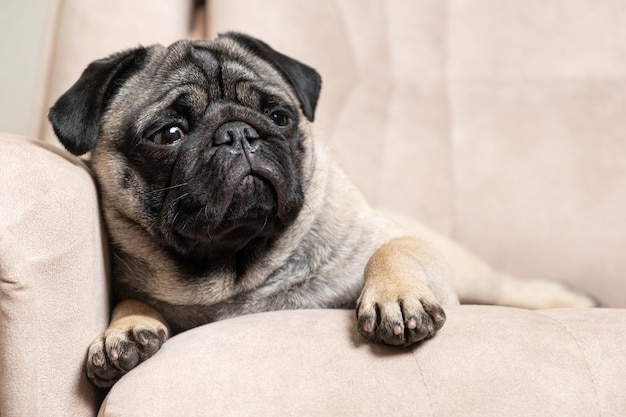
(32, 0, 626, 307)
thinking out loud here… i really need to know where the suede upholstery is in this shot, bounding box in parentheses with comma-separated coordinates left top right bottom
(99, 308, 626, 417)
(1, 1, 625, 416)
(0, 135, 109, 417)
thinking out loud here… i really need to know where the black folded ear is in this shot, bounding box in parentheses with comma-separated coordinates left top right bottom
(48, 47, 149, 155)
(223, 32, 322, 122)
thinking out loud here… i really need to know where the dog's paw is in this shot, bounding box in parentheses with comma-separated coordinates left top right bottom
(356, 288, 446, 347)
(86, 319, 168, 388)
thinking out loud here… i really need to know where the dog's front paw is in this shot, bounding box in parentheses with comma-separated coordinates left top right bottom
(356, 237, 452, 347)
(356, 287, 446, 346)
(86, 318, 168, 388)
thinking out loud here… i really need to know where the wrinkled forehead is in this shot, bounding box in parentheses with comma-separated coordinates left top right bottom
(108, 39, 299, 136)
(144, 39, 292, 103)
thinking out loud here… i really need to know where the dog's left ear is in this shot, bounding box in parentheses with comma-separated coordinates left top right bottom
(223, 32, 322, 122)
(48, 47, 149, 155)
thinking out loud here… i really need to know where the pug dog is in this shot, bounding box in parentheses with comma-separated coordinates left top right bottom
(48, 32, 597, 388)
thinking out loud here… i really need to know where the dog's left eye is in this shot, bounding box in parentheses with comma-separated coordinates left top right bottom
(149, 126, 185, 145)
(269, 111, 291, 127)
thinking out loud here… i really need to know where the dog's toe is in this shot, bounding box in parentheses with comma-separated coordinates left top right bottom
(357, 298, 446, 347)
(85, 322, 168, 387)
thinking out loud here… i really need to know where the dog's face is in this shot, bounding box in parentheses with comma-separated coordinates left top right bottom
(49, 33, 321, 263)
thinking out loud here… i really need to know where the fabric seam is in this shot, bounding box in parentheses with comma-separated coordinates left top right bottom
(539, 311, 602, 417)
(409, 345, 435, 417)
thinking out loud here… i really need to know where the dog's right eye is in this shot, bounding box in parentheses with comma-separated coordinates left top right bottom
(149, 126, 186, 145)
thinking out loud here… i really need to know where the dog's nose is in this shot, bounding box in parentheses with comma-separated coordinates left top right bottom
(213, 122, 260, 151)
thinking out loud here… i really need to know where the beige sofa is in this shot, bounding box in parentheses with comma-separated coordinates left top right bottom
(1, 1, 625, 416)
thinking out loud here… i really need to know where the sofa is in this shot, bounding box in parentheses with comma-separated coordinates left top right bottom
(1, 1, 625, 416)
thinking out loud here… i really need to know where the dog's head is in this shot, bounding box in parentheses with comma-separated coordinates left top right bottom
(49, 33, 322, 262)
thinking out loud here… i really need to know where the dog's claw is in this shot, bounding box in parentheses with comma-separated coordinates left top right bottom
(360, 317, 376, 334)
(406, 317, 418, 330)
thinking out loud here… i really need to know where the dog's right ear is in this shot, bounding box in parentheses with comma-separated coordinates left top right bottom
(48, 47, 149, 156)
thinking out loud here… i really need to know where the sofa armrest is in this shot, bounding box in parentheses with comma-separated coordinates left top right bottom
(0, 133, 109, 417)
(98, 307, 626, 416)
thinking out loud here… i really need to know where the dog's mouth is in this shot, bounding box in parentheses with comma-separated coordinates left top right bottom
(160, 162, 299, 259)
(234, 174, 274, 199)
(172, 170, 278, 236)
(223, 173, 279, 227)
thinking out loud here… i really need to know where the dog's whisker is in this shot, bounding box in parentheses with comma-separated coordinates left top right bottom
(260, 216, 269, 232)
(171, 209, 182, 226)
(146, 182, 189, 195)
(192, 208, 204, 224)
(169, 192, 189, 208)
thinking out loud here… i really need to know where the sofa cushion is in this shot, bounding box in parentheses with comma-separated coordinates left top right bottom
(0, 133, 109, 417)
(98, 306, 626, 416)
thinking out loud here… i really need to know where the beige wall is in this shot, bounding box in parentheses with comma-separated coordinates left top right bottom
(0, 0, 57, 137)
